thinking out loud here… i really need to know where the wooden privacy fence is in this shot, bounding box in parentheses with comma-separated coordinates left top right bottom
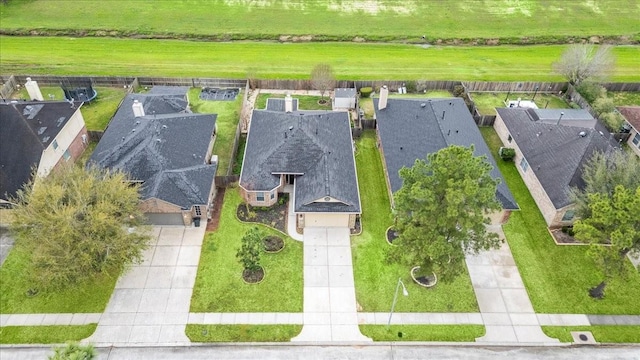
(215, 176, 239, 188)
(0, 75, 18, 99)
(565, 84, 598, 118)
(463, 81, 568, 93)
(474, 115, 497, 127)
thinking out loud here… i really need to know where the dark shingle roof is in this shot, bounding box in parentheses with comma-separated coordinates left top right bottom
(240, 108, 360, 213)
(89, 91, 216, 209)
(375, 98, 518, 210)
(617, 106, 640, 132)
(266, 98, 298, 112)
(497, 107, 617, 209)
(0, 101, 80, 201)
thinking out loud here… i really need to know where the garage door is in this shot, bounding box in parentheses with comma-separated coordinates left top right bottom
(305, 213, 349, 227)
(145, 213, 185, 226)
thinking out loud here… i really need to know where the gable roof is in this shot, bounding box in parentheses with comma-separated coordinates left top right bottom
(497, 107, 617, 209)
(266, 98, 298, 112)
(89, 90, 217, 209)
(375, 97, 518, 210)
(335, 88, 356, 98)
(617, 106, 640, 132)
(240, 107, 360, 213)
(0, 101, 81, 201)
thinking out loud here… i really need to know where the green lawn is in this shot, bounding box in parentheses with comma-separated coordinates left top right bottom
(479, 127, 640, 314)
(0, 244, 117, 313)
(360, 325, 485, 342)
(542, 326, 640, 343)
(2, 37, 639, 82)
(190, 188, 303, 312)
(360, 98, 375, 119)
(13, 86, 127, 131)
(352, 131, 479, 312)
(188, 88, 242, 176)
(255, 93, 332, 111)
(0, 324, 96, 344)
(607, 92, 640, 106)
(186, 324, 302, 342)
(2, 1, 638, 41)
(471, 92, 569, 115)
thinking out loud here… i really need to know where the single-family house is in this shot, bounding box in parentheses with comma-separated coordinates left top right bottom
(239, 96, 361, 230)
(0, 100, 89, 208)
(617, 106, 640, 157)
(374, 94, 518, 224)
(494, 107, 617, 227)
(89, 87, 218, 226)
(333, 88, 357, 110)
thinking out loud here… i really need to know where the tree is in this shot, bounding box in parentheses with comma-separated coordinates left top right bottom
(573, 185, 640, 298)
(571, 151, 640, 219)
(49, 342, 95, 360)
(9, 165, 150, 291)
(236, 227, 262, 272)
(310, 63, 335, 102)
(387, 145, 502, 283)
(553, 44, 614, 85)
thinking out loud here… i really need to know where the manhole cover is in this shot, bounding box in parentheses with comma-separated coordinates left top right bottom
(579, 334, 588, 341)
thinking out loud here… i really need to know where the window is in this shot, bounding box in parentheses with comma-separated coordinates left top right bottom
(633, 133, 640, 147)
(256, 192, 265, 202)
(63, 149, 71, 161)
(270, 192, 275, 200)
(507, 134, 512, 143)
(519, 157, 529, 172)
(562, 210, 575, 222)
(52, 140, 59, 150)
(194, 206, 202, 216)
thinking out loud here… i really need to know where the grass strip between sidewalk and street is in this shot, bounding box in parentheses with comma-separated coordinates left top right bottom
(541, 326, 640, 343)
(479, 127, 640, 315)
(0, 324, 97, 344)
(360, 325, 485, 342)
(186, 324, 302, 342)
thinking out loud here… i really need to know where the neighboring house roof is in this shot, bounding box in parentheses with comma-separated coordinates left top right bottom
(89, 89, 217, 209)
(266, 98, 298, 112)
(617, 106, 640, 132)
(335, 88, 356, 98)
(375, 98, 518, 210)
(0, 101, 80, 201)
(497, 107, 618, 209)
(527, 108, 598, 129)
(240, 107, 360, 213)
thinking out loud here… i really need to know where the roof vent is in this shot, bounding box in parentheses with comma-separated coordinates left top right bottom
(132, 99, 145, 117)
(289, 126, 294, 131)
(156, 139, 161, 142)
(420, 103, 426, 108)
(579, 131, 587, 137)
(162, 125, 168, 129)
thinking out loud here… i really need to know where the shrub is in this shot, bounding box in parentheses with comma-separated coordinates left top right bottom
(600, 111, 625, 132)
(405, 81, 417, 93)
(498, 147, 516, 161)
(360, 87, 373, 98)
(452, 85, 465, 97)
(592, 97, 616, 115)
(576, 82, 606, 103)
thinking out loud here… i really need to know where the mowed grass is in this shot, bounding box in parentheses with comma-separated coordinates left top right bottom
(352, 131, 479, 312)
(0, 325, 96, 344)
(13, 86, 126, 131)
(190, 188, 303, 312)
(0, 244, 117, 313)
(1, 37, 639, 82)
(608, 91, 640, 106)
(542, 326, 640, 343)
(471, 92, 569, 115)
(360, 325, 485, 342)
(255, 93, 332, 111)
(479, 127, 640, 314)
(186, 324, 302, 342)
(188, 88, 243, 176)
(1, 1, 639, 40)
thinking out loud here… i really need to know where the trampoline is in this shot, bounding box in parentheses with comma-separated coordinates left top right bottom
(61, 79, 97, 102)
(199, 87, 239, 101)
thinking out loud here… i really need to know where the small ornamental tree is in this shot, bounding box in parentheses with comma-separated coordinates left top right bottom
(573, 185, 640, 298)
(236, 227, 262, 272)
(310, 63, 335, 102)
(387, 145, 502, 283)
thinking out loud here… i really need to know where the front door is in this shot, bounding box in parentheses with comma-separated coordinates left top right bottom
(285, 174, 295, 185)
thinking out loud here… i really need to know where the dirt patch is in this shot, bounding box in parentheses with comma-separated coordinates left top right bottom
(550, 229, 582, 244)
(206, 188, 225, 232)
(263, 235, 284, 253)
(242, 267, 264, 284)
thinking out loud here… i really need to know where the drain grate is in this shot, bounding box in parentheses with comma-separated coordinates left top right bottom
(570, 331, 597, 344)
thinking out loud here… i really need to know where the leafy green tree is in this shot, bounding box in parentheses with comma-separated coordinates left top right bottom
(387, 145, 502, 283)
(573, 185, 640, 298)
(9, 165, 150, 291)
(236, 227, 262, 272)
(571, 151, 640, 219)
(49, 342, 95, 360)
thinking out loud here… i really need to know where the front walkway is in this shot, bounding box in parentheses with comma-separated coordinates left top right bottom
(291, 227, 371, 342)
(465, 224, 559, 344)
(86, 226, 205, 346)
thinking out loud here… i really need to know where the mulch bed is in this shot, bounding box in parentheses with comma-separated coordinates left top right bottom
(242, 267, 264, 284)
(236, 196, 287, 233)
(386, 227, 399, 244)
(206, 188, 225, 232)
(263, 235, 284, 253)
(550, 229, 582, 244)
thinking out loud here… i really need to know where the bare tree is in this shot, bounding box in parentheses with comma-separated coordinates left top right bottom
(553, 44, 614, 85)
(310, 63, 335, 103)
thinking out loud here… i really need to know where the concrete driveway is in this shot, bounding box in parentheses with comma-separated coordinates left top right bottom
(88, 225, 205, 346)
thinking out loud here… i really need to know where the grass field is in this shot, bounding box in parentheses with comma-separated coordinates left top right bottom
(1, 1, 639, 41)
(352, 131, 479, 312)
(255, 93, 332, 111)
(542, 326, 640, 343)
(480, 127, 640, 314)
(360, 325, 485, 342)
(1, 37, 639, 82)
